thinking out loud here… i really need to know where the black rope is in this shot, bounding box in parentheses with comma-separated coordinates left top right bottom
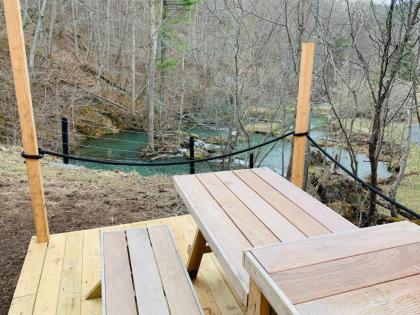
(307, 135, 420, 219)
(293, 131, 309, 137)
(21, 151, 44, 160)
(32, 128, 417, 219)
(38, 131, 294, 167)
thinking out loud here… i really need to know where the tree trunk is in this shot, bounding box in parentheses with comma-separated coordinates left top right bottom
(47, 0, 56, 55)
(178, 54, 185, 134)
(147, 0, 158, 151)
(388, 102, 413, 217)
(158, 0, 167, 133)
(29, 0, 49, 74)
(367, 104, 382, 223)
(131, 0, 136, 113)
(70, 0, 79, 57)
(388, 37, 418, 216)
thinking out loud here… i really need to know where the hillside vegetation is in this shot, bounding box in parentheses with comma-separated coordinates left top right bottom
(0, 0, 419, 225)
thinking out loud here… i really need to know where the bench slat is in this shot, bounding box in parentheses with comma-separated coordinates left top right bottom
(126, 229, 170, 315)
(196, 172, 279, 246)
(149, 226, 203, 315)
(215, 171, 306, 242)
(102, 231, 137, 315)
(233, 169, 330, 236)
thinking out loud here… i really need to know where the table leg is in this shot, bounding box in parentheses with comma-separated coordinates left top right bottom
(187, 228, 208, 279)
(246, 279, 270, 315)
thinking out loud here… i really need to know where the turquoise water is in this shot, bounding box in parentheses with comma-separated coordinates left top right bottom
(72, 117, 392, 179)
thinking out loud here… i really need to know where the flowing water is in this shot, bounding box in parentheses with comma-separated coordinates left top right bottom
(72, 116, 394, 179)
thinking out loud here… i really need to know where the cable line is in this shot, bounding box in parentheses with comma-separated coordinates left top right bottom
(307, 135, 420, 219)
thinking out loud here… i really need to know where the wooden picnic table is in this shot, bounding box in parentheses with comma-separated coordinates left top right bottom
(174, 167, 357, 308)
(243, 221, 420, 315)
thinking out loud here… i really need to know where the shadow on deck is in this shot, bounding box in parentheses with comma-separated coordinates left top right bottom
(9, 215, 243, 315)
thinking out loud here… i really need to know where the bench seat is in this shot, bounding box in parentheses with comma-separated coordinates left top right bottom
(100, 225, 204, 315)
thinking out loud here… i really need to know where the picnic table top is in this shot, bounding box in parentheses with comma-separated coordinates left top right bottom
(243, 221, 420, 315)
(174, 167, 357, 307)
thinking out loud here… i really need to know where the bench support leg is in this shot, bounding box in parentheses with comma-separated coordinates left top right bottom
(86, 280, 102, 300)
(187, 228, 209, 279)
(246, 279, 270, 315)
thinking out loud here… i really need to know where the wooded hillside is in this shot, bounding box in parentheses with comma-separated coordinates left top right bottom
(0, 0, 419, 222)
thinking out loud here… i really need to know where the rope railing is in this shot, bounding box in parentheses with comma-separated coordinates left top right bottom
(37, 131, 295, 166)
(307, 135, 420, 219)
(17, 126, 419, 219)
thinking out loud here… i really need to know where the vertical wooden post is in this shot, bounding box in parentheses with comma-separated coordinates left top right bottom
(4, 0, 49, 242)
(291, 43, 315, 188)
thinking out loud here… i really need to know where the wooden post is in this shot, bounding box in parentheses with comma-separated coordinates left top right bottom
(3, 0, 49, 242)
(61, 117, 69, 164)
(291, 43, 315, 188)
(189, 136, 195, 174)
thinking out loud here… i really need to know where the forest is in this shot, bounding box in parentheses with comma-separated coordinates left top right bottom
(0, 0, 419, 225)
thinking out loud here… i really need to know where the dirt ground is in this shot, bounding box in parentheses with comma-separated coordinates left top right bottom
(0, 146, 186, 314)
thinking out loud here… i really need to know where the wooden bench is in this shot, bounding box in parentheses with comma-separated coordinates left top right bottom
(243, 221, 420, 315)
(89, 225, 204, 315)
(174, 167, 358, 309)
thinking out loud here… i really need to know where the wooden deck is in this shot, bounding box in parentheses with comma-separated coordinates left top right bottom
(9, 215, 244, 315)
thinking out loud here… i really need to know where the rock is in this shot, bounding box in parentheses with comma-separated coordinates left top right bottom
(194, 139, 216, 151)
(309, 151, 326, 166)
(182, 147, 209, 159)
(205, 136, 228, 146)
(387, 161, 400, 173)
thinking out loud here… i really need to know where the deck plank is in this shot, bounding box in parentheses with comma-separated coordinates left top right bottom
(8, 294, 37, 315)
(57, 232, 84, 314)
(33, 234, 66, 315)
(13, 238, 48, 299)
(80, 228, 101, 315)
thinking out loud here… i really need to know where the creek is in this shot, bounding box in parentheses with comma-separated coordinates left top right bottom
(72, 116, 394, 179)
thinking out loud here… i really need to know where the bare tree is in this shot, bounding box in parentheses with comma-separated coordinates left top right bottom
(29, 0, 49, 73)
(345, 0, 420, 223)
(147, 0, 158, 151)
